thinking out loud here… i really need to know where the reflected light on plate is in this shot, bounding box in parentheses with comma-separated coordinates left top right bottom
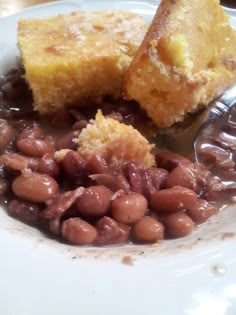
(187, 285, 236, 315)
(186, 292, 229, 315)
(224, 284, 236, 299)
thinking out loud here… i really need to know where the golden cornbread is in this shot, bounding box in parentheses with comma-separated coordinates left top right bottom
(77, 110, 155, 168)
(124, 0, 236, 128)
(54, 149, 72, 163)
(18, 10, 147, 114)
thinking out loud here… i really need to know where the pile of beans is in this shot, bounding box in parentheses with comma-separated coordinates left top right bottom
(0, 68, 234, 246)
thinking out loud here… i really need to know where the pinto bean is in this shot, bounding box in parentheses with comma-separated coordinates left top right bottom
(151, 186, 197, 213)
(55, 131, 80, 150)
(0, 119, 15, 152)
(12, 171, 58, 203)
(72, 120, 88, 130)
(61, 218, 97, 245)
(166, 163, 197, 191)
(186, 199, 218, 224)
(44, 136, 55, 149)
(155, 151, 191, 171)
(38, 153, 60, 177)
(0, 153, 28, 171)
(166, 162, 211, 194)
(111, 193, 147, 224)
(90, 173, 130, 193)
(76, 186, 112, 218)
(131, 216, 164, 243)
(0, 153, 39, 171)
(17, 126, 44, 141)
(62, 150, 86, 183)
(163, 212, 194, 237)
(8, 199, 41, 223)
(17, 138, 54, 157)
(87, 154, 108, 174)
(94, 216, 130, 246)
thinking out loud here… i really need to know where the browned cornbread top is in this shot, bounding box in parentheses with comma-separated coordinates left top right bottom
(124, 0, 236, 127)
(18, 10, 148, 114)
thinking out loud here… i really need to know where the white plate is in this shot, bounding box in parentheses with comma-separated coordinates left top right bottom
(1, 1, 236, 315)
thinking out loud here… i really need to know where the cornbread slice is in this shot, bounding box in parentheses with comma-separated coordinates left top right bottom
(124, 0, 236, 127)
(18, 10, 147, 114)
(77, 110, 155, 167)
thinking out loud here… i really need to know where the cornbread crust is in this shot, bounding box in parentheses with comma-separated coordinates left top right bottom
(77, 110, 155, 168)
(18, 10, 147, 114)
(124, 0, 236, 128)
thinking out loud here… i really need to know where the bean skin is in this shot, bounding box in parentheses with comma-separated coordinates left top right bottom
(17, 138, 54, 157)
(95, 216, 130, 246)
(166, 163, 211, 195)
(61, 218, 97, 245)
(87, 154, 108, 174)
(186, 199, 218, 224)
(0, 153, 39, 171)
(76, 186, 112, 218)
(72, 120, 88, 130)
(90, 173, 130, 194)
(131, 216, 164, 243)
(166, 164, 197, 191)
(17, 126, 44, 141)
(38, 153, 60, 178)
(12, 171, 58, 203)
(163, 212, 194, 237)
(151, 186, 197, 213)
(0, 153, 28, 171)
(111, 193, 147, 224)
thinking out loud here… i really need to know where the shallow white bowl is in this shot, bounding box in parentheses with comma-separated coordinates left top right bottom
(1, 1, 236, 315)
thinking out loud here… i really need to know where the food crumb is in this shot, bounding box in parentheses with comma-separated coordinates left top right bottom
(121, 255, 134, 266)
(212, 264, 227, 276)
(220, 232, 236, 240)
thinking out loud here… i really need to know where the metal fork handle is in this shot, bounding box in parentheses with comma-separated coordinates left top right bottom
(219, 84, 236, 106)
(195, 85, 236, 139)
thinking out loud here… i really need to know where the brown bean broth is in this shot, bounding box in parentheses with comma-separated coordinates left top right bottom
(221, 0, 236, 9)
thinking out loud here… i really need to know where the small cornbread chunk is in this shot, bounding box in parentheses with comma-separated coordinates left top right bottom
(54, 149, 72, 163)
(18, 10, 147, 114)
(77, 110, 155, 167)
(124, 0, 236, 127)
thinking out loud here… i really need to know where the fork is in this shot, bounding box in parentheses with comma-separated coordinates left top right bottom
(154, 84, 236, 159)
